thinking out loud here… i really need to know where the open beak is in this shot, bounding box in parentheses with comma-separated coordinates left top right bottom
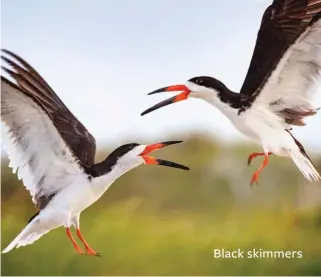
(139, 141, 189, 170)
(141, 85, 191, 116)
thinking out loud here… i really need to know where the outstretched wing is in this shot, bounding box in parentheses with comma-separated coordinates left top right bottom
(240, 0, 321, 100)
(1, 77, 87, 205)
(1, 49, 96, 166)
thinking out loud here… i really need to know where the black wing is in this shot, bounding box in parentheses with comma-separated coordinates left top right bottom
(1, 49, 96, 166)
(240, 0, 321, 98)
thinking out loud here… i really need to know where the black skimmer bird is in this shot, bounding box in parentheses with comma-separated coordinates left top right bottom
(1, 49, 189, 255)
(141, 0, 321, 185)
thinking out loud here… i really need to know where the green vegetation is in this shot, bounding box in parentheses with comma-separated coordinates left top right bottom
(2, 134, 321, 275)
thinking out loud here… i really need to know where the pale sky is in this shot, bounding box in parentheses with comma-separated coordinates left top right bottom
(1, 0, 321, 151)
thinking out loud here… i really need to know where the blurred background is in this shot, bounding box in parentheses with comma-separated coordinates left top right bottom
(2, 136, 321, 275)
(1, 0, 321, 275)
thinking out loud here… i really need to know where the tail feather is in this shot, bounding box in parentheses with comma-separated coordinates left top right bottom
(288, 149, 321, 182)
(285, 130, 320, 182)
(17, 233, 46, 248)
(2, 216, 49, 253)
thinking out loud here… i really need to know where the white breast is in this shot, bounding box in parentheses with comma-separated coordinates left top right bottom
(41, 173, 115, 224)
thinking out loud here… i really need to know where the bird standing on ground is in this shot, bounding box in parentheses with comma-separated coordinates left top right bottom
(141, 0, 321, 185)
(1, 50, 189, 255)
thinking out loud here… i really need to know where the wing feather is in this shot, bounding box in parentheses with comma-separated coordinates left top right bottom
(240, 0, 321, 99)
(254, 14, 321, 123)
(1, 77, 85, 204)
(1, 50, 96, 166)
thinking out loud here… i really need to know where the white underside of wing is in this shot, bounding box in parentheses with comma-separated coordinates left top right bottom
(255, 18, 321, 112)
(237, 17, 321, 181)
(1, 80, 84, 203)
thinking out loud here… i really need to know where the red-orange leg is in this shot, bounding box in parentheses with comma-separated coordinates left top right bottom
(76, 229, 99, 256)
(248, 152, 272, 165)
(66, 227, 84, 255)
(250, 153, 270, 186)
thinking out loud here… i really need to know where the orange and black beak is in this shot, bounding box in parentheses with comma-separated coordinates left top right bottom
(139, 141, 189, 170)
(141, 85, 191, 116)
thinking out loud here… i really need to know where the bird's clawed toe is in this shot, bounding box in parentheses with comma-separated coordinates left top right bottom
(250, 171, 260, 186)
(85, 248, 100, 257)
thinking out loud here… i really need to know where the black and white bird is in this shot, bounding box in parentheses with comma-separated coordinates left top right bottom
(141, 0, 321, 185)
(1, 49, 189, 255)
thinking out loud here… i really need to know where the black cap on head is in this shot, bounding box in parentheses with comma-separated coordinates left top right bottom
(85, 143, 141, 177)
(107, 143, 140, 162)
(87, 142, 189, 178)
(188, 76, 226, 91)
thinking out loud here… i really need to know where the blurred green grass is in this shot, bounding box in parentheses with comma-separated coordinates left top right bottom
(2, 134, 321, 275)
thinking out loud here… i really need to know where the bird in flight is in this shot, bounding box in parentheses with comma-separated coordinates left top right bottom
(1, 49, 189, 255)
(141, 0, 321, 185)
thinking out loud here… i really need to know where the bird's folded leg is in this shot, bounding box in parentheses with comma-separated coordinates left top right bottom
(250, 153, 270, 186)
(248, 152, 272, 165)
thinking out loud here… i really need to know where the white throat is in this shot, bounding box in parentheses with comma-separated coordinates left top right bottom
(91, 144, 146, 192)
(186, 81, 238, 119)
(92, 159, 142, 193)
(90, 145, 146, 199)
